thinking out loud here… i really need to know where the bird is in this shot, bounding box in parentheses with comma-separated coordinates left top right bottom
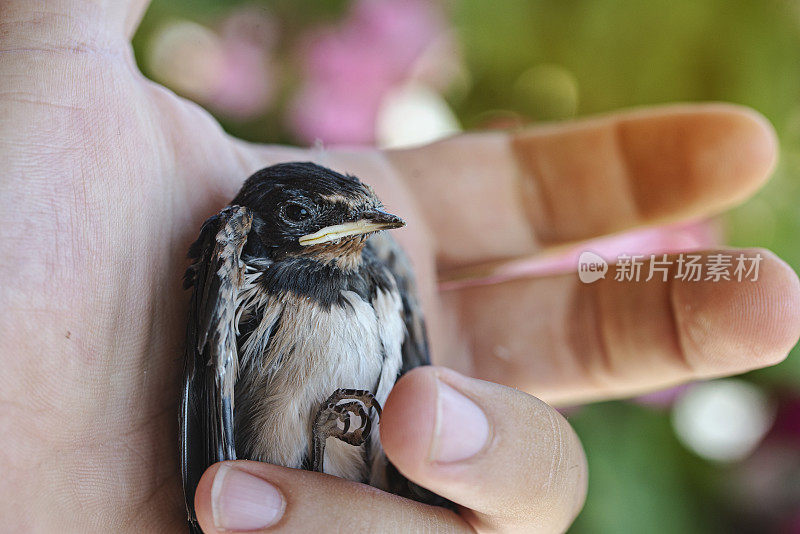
(180, 162, 441, 533)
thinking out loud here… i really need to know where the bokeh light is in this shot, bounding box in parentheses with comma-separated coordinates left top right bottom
(376, 82, 461, 149)
(672, 380, 775, 462)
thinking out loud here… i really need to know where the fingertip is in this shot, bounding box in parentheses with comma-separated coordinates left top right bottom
(194, 461, 286, 534)
(740, 105, 779, 173)
(619, 103, 778, 220)
(694, 105, 778, 203)
(193, 462, 220, 525)
(735, 249, 800, 364)
(673, 249, 800, 374)
(380, 366, 438, 472)
(193, 462, 220, 533)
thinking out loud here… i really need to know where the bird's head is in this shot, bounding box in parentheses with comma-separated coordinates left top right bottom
(233, 162, 405, 269)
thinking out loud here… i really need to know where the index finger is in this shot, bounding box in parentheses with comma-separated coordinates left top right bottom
(387, 104, 776, 269)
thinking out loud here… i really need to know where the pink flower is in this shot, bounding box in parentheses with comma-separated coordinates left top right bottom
(348, 0, 443, 75)
(145, 7, 279, 121)
(209, 7, 279, 119)
(210, 38, 277, 119)
(289, 0, 447, 145)
(290, 84, 384, 145)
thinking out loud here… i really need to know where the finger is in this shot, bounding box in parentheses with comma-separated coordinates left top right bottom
(194, 460, 470, 534)
(381, 366, 588, 533)
(443, 249, 800, 405)
(387, 103, 777, 268)
(1, 0, 150, 49)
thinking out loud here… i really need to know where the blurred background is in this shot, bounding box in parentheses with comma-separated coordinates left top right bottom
(132, 1, 800, 531)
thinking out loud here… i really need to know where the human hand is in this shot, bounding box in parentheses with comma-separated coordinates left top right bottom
(1, 1, 798, 533)
(192, 367, 586, 533)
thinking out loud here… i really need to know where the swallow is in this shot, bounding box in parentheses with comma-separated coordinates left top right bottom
(180, 162, 444, 533)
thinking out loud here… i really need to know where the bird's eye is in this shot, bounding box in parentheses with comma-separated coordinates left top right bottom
(282, 202, 312, 223)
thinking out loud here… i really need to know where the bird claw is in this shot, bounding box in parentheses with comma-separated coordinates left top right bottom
(311, 389, 382, 472)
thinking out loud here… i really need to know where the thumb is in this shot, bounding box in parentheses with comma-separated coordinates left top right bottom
(380, 366, 588, 533)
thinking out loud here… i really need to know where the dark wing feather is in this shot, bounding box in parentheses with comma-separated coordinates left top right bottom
(367, 233, 456, 508)
(366, 232, 430, 374)
(181, 205, 253, 530)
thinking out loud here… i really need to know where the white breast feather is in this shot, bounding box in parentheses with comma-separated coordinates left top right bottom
(237, 286, 403, 484)
(368, 288, 405, 489)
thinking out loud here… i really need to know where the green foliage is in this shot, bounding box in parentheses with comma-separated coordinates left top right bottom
(569, 402, 725, 533)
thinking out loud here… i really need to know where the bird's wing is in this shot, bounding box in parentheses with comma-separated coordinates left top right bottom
(367, 232, 430, 373)
(180, 205, 253, 528)
(366, 233, 455, 506)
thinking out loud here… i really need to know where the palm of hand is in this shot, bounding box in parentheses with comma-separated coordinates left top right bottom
(0, 26, 440, 531)
(3, 5, 800, 533)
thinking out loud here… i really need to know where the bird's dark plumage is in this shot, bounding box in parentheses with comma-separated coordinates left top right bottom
(180, 163, 435, 531)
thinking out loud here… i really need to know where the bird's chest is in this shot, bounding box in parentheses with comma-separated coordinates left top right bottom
(272, 290, 386, 398)
(235, 289, 398, 482)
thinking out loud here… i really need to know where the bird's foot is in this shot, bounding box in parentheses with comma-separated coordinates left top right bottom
(311, 389, 382, 472)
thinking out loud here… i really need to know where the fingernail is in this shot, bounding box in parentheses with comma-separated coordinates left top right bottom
(430, 377, 490, 463)
(211, 464, 285, 531)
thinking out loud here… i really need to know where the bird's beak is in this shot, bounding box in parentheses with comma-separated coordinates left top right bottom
(299, 209, 405, 246)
